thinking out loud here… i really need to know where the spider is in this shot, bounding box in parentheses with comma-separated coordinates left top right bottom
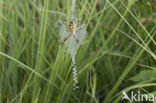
(59, 20, 82, 46)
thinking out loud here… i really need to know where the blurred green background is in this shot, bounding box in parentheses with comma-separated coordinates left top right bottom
(0, 0, 156, 103)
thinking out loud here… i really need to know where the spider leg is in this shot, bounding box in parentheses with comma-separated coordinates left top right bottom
(59, 33, 72, 46)
(77, 19, 80, 25)
(73, 34, 81, 46)
(76, 24, 86, 33)
(76, 28, 82, 33)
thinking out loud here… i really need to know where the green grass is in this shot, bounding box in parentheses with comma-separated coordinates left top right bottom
(0, 0, 156, 103)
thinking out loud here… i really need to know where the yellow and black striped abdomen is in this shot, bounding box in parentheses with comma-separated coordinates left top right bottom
(67, 21, 77, 32)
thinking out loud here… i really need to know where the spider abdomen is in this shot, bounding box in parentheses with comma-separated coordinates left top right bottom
(67, 21, 77, 33)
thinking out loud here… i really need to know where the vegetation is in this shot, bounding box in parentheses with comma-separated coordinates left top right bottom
(0, 0, 156, 103)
